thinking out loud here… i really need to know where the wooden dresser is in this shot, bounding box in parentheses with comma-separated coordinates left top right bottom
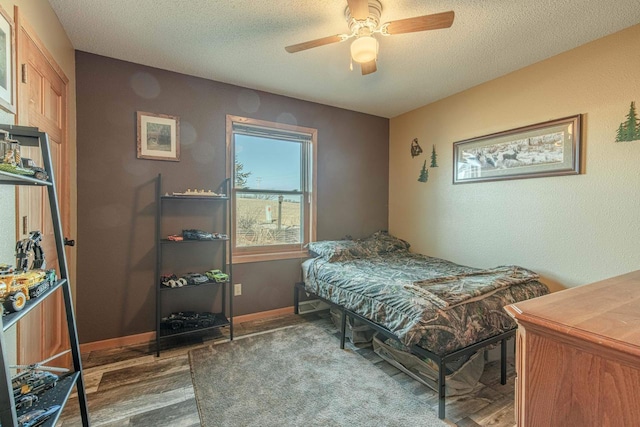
(504, 270, 640, 427)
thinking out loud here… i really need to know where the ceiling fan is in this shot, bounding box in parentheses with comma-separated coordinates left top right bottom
(285, 0, 455, 75)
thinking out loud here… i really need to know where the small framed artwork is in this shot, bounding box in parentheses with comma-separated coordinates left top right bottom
(453, 115, 581, 184)
(0, 5, 16, 114)
(136, 111, 180, 161)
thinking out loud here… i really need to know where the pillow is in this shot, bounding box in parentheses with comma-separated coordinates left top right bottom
(308, 231, 410, 262)
(361, 230, 411, 254)
(307, 239, 361, 262)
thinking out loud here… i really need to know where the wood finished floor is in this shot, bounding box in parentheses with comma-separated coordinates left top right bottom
(58, 312, 516, 427)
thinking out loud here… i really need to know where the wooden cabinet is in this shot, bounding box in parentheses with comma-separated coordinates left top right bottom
(505, 270, 640, 427)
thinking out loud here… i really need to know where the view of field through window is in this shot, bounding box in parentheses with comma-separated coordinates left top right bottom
(234, 134, 304, 247)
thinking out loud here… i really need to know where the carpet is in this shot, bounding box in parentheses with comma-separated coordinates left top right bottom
(189, 321, 447, 427)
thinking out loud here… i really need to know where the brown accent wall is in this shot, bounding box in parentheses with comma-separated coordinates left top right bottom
(75, 51, 389, 343)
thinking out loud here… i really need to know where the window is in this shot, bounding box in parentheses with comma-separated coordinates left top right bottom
(227, 115, 316, 262)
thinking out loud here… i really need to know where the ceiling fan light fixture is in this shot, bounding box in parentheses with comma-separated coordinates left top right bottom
(350, 35, 378, 63)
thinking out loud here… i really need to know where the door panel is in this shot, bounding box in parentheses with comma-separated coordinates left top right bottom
(15, 9, 70, 367)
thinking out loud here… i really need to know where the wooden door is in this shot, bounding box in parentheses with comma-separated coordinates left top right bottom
(14, 8, 70, 367)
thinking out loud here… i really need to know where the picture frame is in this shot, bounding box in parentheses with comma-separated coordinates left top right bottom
(136, 111, 180, 161)
(0, 5, 16, 114)
(453, 115, 581, 184)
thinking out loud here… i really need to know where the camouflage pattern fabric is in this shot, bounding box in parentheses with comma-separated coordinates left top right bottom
(302, 251, 549, 355)
(406, 266, 540, 309)
(307, 231, 411, 262)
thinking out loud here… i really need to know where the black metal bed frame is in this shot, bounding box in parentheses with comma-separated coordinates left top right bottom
(294, 281, 514, 420)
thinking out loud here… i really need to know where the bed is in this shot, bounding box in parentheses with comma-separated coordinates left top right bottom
(293, 231, 549, 419)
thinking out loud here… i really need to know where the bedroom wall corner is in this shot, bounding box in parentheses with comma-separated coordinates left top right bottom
(389, 24, 640, 290)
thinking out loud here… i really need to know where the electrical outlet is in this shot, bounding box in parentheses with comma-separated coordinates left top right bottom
(234, 283, 242, 296)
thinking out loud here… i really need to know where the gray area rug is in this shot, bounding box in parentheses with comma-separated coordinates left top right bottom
(189, 321, 447, 427)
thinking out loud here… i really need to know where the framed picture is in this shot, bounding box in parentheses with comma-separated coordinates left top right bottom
(136, 111, 180, 161)
(0, 5, 15, 114)
(453, 115, 581, 184)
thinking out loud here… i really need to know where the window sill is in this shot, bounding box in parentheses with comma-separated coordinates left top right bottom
(233, 250, 311, 264)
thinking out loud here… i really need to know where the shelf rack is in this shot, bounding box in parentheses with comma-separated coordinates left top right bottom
(154, 174, 233, 356)
(0, 125, 90, 426)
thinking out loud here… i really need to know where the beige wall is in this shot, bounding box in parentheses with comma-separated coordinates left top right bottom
(0, 0, 75, 361)
(389, 24, 640, 291)
(0, 0, 77, 292)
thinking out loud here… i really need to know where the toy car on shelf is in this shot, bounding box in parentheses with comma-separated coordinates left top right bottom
(182, 272, 209, 286)
(20, 158, 48, 181)
(182, 229, 217, 240)
(17, 404, 60, 427)
(15, 393, 38, 410)
(12, 370, 58, 399)
(160, 274, 187, 288)
(161, 311, 217, 330)
(205, 269, 229, 283)
(0, 269, 56, 313)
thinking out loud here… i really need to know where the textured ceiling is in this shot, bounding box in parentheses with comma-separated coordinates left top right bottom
(49, 0, 640, 118)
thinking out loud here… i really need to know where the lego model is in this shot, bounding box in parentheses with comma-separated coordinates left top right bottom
(12, 370, 59, 399)
(205, 269, 229, 283)
(160, 274, 187, 288)
(11, 351, 69, 405)
(20, 158, 48, 181)
(161, 311, 217, 330)
(182, 229, 216, 240)
(16, 231, 46, 271)
(170, 189, 225, 197)
(182, 272, 209, 286)
(15, 393, 38, 410)
(0, 269, 56, 313)
(17, 404, 60, 427)
(182, 229, 227, 240)
(0, 132, 39, 178)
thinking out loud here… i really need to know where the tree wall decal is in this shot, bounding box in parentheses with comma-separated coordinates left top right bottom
(430, 145, 438, 167)
(418, 160, 429, 183)
(615, 101, 640, 142)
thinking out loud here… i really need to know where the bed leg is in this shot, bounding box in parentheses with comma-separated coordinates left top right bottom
(500, 337, 508, 385)
(340, 309, 347, 350)
(438, 359, 446, 420)
(294, 283, 300, 315)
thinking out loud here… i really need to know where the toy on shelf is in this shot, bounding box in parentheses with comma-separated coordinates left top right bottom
(1, 231, 57, 313)
(168, 188, 226, 197)
(161, 270, 229, 288)
(0, 268, 56, 313)
(205, 269, 229, 283)
(182, 272, 209, 286)
(160, 274, 187, 288)
(16, 231, 46, 271)
(11, 351, 69, 411)
(20, 158, 48, 181)
(166, 234, 183, 242)
(17, 405, 60, 427)
(0, 131, 48, 180)
(182, 229, 227, 241)
(161, 311, 217, 330)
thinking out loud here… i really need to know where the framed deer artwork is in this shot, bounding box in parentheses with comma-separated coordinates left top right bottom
(453, 115, 581, 184)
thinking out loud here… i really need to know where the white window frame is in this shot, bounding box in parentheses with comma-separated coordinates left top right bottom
(226, 115, 316, 263)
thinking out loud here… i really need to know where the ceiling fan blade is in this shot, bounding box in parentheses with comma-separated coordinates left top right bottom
(384, 11, 454, 35)
(347, 0, 370, 20)
(361, 60, 377, 75)
(285, 35, 344, 53)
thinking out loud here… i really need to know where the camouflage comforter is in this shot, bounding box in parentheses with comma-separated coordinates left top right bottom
(302, 252, 549, 355)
